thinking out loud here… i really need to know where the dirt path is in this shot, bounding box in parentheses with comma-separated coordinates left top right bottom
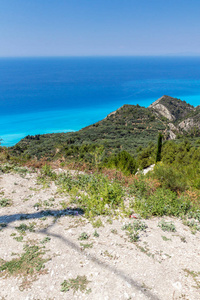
(0, 171, 200, 300)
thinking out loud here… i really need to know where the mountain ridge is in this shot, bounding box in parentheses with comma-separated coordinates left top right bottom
(10, 95, 200, 159)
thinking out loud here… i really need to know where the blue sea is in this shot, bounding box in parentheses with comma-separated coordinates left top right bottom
(1, 56, 200, 146)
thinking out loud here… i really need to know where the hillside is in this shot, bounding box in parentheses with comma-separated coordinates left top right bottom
(9, 95, 200, 160)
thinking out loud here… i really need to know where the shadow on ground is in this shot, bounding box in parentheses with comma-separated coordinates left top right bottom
(0, 210, 160, 300)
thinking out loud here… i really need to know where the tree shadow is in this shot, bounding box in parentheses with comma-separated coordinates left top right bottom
(0, 207, 84, 224)
(0, 209, 161, 300)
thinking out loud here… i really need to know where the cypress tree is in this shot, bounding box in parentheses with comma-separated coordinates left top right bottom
(156, 133, 162, 162)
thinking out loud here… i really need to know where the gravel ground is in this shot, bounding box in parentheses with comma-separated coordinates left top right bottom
(0, 171, 200, 300)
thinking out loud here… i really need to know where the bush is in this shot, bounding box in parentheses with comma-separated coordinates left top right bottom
(105, 150, 137, 175)
(151, 163, 187, 192)
(134, 187, 191, 218)
(69, 173, 125, 216)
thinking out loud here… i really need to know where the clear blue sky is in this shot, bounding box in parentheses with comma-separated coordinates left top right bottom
(1, 0, 200, 57)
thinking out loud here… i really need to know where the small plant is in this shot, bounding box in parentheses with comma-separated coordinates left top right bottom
(183, 219, 200, 234)
(180, 236, 186, 243)
(14, 236, 24, 242)
(158, 220, 176, 232)
(80, 242, 93, 250)
(129, 231, 139, 242)
(111, 229, 118, 234)
(106, 218, 113, 224)
(60, 201, 68, 209)
(0, 198, 12, 207)
(78, 232, 89, 240)
(161, 235, 171, 241)
(92, 218, 103, 228)
(122, 220, 148, 243)
(15, 223, 35, 234)
(103, 250, 113, 259)
(34, 202, 42, 209)
(183, 269, 200, 288)
(61, 275, 90, 293)
(40, 237, 51, 244)
(93, 230, 99, 237)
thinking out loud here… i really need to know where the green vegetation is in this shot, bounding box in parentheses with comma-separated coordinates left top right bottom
(122, 220, 148, 242)
(61, 275, 90, 293)
(0, 244, 50, 290)
(0, 198, 12, 207)
(78, 232, 89, 240)
(1, 97, 200, 223)
(105, 150, 137, 175)
(80, 242, 93, 249)
(156, 133, 162, 162)
(158, 220, 176, 232)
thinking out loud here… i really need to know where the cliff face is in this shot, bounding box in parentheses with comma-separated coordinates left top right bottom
(149, 95, 200, 137)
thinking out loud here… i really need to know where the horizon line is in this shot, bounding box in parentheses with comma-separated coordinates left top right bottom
(1, 54, 200, 59)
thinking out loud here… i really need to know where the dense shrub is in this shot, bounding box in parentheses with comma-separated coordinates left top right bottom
(134, 187, 191, 218)
(151, 163, 187, 192)
(105, 150, 137, 175)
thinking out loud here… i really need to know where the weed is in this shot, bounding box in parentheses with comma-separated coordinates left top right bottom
(183, 268, 200, 288)
(93, 230, 99, 237)
(106, 218, 113, 224)
(57, 173, 124, 217)
(161, 235, 171, 241)
(103, 250, 113, 259)
(92, 218, 103, 228)
(40, 237, 51, 244)
(15, 223, 35, 234)
(0, 198, 12, 207)
(14, 236, 24, 242)
(0, 244, 50, 289)
(111, 229, 118, 234)
(78, 232, 89, 240)
(61, 275, 90, 293)
(80, 242, 93, 250)
(122, 220, 147, 243)
(162, 235, 171, 242)
(135, 243, 154, 259)
(183, 219, 200, 234)
(60, 201, 68, 209)
(180, 236, 186, 243)
(34, 202, 42, 209)
(158, 220, 176, 232)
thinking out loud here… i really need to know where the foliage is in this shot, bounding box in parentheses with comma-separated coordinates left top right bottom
(156, 133, 162, 162)
(0, 244, 49, 283)
(78, 232, 89, 240)
(104, 150, 137, 175)
(158, 220, 176, 232)
(0, 198, 12, 207)
(122, 220, 148, 242)
(61, 275, 90, 293)
(134, 187, 191, 218)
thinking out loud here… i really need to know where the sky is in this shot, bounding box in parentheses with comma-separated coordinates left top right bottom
(0, 0, 200, 57)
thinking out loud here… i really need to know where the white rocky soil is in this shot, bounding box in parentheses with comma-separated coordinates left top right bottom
(0, 170, 200, 300)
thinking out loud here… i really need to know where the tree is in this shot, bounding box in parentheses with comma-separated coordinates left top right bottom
(156, 133, 163, 162)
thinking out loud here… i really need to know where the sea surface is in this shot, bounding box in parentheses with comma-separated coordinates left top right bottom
(1, 56, 200, 146)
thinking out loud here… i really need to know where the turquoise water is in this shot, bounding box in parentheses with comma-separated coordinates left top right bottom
(1, 57, 200, 146)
